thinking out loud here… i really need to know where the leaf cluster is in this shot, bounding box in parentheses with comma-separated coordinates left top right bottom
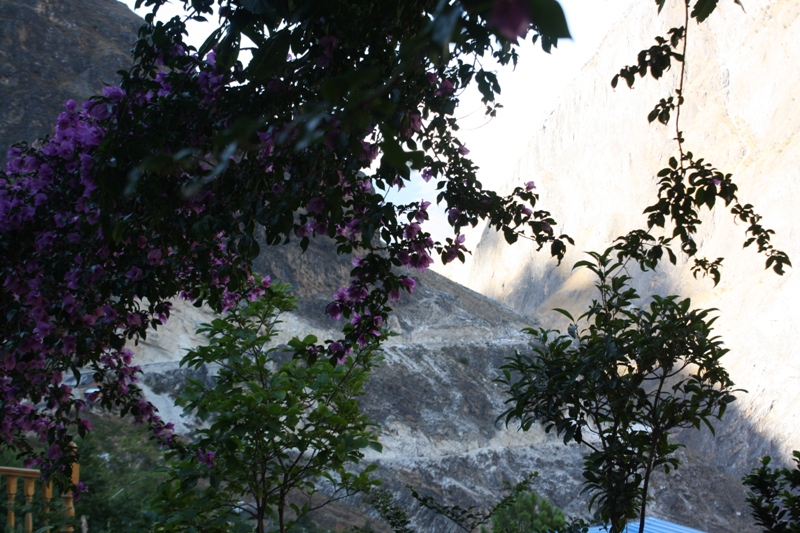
(73, 415, 168, 533)
(487, 488, 566, 533)
(612, 27, 685, 90)
(609, 1, 789, 282)
(744, 452, 800, 533)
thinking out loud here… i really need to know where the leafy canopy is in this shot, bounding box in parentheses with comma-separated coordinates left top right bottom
(0, 0, 573, 476)
(744, 452, 800, 533)
(150, 280, 381, 533)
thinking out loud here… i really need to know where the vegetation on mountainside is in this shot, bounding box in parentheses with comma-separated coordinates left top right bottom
(483, 489, 566, 533)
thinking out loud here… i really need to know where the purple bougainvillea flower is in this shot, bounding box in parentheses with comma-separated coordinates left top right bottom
(146, 249, 162, 265)
(329, 341, 344, 353)
(346, 284, 369, 302)
(85, 101, 112, 121)
(101, 85, 126, 103)
(490, 0, 532, 43)
(316, 36, 338, 68)
(404, 223, 421, 239)
(125, 266, 143, 281)
(47, 444, 62, 461)
(307, 197, 324, 214)
(197, 448, 216, 467)
(410, 251, 433, 271)
(400, 277, 416, 293)
(326, 301, 343, 321)
(447, 207, 461, 224)
(72, 482, 89, 502)
(320, 36, 338, 56)
(435, 79, 454, 97)
(359, 141, 379, 163)
(409, 112, 422, 133)
(329, 341, 349, 363)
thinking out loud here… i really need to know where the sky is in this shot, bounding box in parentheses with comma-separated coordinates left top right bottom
(117, 0, 634, 260)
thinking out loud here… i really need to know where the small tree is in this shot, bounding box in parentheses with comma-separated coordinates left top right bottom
(150, 279, 381, 533)
(485, 490, 566, 533)
(743, 452, 800, 533)
(498, 249, 738, 533)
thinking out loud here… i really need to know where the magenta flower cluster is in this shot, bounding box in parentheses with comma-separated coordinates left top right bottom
(0, 25, 436, 475)
(0, 48, 273, 472)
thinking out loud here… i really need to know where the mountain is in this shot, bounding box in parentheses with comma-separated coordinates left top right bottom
(0, 0, 141, 164)
(134, 240, 757, 533)
(453, 0, 800, 481)
(0, 0, 769, 531)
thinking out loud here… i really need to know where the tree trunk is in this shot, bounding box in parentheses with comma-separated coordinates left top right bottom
(638, 473, 650, 533)
(638, 442, 659, 533)
(279, 492, 286, 533)
(256, 507, 265, 533)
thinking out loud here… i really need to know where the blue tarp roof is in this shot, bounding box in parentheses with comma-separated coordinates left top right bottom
(586, 517, 708, 533)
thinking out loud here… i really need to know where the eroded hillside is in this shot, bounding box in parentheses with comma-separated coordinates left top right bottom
(453, 0, 800, 481)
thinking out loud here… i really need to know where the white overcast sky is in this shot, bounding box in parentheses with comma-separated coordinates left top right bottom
(117, 0, 633, 250)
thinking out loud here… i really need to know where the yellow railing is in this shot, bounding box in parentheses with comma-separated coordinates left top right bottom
(0, 460, 79, 533)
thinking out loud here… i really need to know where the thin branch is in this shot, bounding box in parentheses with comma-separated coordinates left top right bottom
(675, 0, 690, 169)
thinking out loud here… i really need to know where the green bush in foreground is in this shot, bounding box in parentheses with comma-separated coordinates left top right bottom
(744, 452, 800, 533)
(0, 413, 166, 533)
(484, 490, 566, 533)
(75, 414, 168, 533)
(149, 281, 380, 533)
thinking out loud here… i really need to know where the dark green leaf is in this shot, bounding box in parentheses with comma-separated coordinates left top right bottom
(691, 0, 719, 22)
(527, 0, 572, 40)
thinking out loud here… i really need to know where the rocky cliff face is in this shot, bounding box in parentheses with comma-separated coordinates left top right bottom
(0, 0, 141, 163)
(455, 0, 800, 481)
(0, 1, 770, 531)
(135, 241, 757, 533)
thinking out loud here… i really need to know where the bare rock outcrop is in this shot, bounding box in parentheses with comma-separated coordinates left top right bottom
(0, 0, 140, 162)
(457, 0, 800, 482)
(131, 239, 758, 533)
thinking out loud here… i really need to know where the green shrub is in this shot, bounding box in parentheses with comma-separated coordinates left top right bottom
(0, 413, 166, 533)
(487, 490, 566, 533)
(75, 414, 168, 533)
(744, 452, 800, 533)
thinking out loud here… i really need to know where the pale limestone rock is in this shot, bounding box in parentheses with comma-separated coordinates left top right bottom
(458, 0, 800, 477)
(132, 243, 756, 532)
(129, 301, 214, 365)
